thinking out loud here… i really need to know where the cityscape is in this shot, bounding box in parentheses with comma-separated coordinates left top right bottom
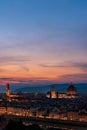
(0, 83, 87, 130)
(0, 0, 87, 130)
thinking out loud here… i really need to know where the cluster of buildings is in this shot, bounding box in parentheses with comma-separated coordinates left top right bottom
(6, 83, 78, 101)
(6, 83, 23, 100)
(0, 83, 87, 122)
(46, 83, 78, 99)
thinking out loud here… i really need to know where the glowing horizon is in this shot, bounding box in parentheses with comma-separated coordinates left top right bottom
(0, 0, 87, 85)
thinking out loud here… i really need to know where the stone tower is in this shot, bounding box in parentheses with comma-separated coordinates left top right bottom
(51, 85, 57, 98)
(6, 83, 10, 97)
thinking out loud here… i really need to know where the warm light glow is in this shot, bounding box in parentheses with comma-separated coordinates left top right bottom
(0, 64, 86, 85)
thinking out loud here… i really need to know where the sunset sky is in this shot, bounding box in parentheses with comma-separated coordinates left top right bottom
(0, 0, 87, 85)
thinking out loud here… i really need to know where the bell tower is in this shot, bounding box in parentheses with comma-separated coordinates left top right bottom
(51, 85, 57, 98)
(6, 83, 10, 97)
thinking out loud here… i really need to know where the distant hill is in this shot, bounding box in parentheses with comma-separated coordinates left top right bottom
(14, 83, 87, 94)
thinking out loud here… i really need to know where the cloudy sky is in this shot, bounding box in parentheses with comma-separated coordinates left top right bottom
(0, 0, 87, 85)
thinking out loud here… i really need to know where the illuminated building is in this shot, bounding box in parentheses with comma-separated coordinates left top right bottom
(5, 83, 24, 101)
(67, 110, 79, 121)
(46, 85, 57, 99)
(46, 83, 78, 99)
(0, 83, 86, 123)
(66, 83, 77, 95)
(79, 112, 87, 122)
(6, 83, 10, 99)
(0, 107, 7, 114)
(46, 91, 51, 98)
(51, 86, 57, 98)
(58, 93, 67, 98)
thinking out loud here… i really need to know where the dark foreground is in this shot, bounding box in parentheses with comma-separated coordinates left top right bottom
(1, 116, 87, 130)
(3, 120, 63, 130)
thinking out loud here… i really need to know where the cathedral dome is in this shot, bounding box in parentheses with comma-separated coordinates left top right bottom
(66, 83, 77, 95)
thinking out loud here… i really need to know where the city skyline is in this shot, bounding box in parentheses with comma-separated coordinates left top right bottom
(0, 0, 87, 85)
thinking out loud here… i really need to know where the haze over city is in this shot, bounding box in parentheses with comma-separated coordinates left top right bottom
(0, 0, 87, 86)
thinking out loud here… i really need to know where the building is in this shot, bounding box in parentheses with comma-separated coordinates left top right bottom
(79, 112, 87, 122)
(66, 83, 77, 95)
(6, 83, 24, 101)
(6, 83, 10, 100)
(6, 83, 10, 97)
(46, 85, 57, 99)
(67, 110, 79, 121)
(51, 86, 57, 98)
(46, 83, 78, 99)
